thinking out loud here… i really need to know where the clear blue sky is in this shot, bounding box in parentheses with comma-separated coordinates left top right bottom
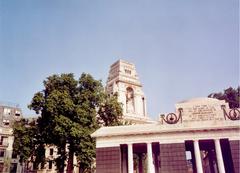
(0, 0, 239, 119)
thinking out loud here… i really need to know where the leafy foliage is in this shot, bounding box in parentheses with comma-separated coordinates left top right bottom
(208, 86, 240, 108)
(13, 118, 45, 167)
(13, 73, 123, 173)
(98, 93, 123, 126)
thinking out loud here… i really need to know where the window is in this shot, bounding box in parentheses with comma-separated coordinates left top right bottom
(124, 69, 131, 75)
(12, 151, 17, 159)
(15, 110, 21, 116)
(40, 162, 44, 169)
(57, 148, 61, 154)
(0, 149, 5, 157)
(3, 108, 11, 116)
(49, 161, 53, 169)
(3, 119, 10, 126)
(0, 136, 8, 146)
(10, 163, 17, 173)
(0, 136, 3, 145)
(0, 163, 3, 172)
(50, 148, 54, 155)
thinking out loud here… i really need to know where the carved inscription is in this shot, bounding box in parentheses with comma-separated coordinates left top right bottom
(183, 104, 223, 122)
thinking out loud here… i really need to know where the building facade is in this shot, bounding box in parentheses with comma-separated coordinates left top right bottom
(92, 98, 240, 173)
(34, 144, 79, 173)
(0, 103, 22, 173)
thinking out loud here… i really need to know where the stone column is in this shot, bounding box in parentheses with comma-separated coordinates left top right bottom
(147, 143, 155, 173)
(128, 144, 134, 173)
(193, 140, 203, 173)
(144, 98, 147, 117)
(214, 139, 226, 173)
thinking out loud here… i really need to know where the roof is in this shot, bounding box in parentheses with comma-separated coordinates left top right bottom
(91, 120, 240, 138)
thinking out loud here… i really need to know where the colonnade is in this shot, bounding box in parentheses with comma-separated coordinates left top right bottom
(126, 139, 226, 173)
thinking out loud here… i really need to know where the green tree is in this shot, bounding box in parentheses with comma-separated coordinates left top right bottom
(27, 73, 123, 173)
(97, 93, 123, 126)
(13, 119, 35, 165)
(208, 86, 240, 108)
(13, 118, 45, 172)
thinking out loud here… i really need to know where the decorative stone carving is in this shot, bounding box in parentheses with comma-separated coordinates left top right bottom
(175, 98, 226, 123)
(160, 98, 240, 126)
(160, 108, 183, 124)
(221, 105, 240, 121)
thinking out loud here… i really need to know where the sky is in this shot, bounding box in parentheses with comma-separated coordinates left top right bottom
(0, 0, 239, 120)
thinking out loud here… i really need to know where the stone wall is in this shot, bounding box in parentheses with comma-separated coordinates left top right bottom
(160, 143, 187, 173)
(96, 146, 121, 173)
(230, 140, 240, 173)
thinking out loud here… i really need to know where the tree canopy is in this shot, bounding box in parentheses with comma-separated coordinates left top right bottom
(13, 73, 123, 173)
(13, 119, 36, 164)
(97, 93, 123, 126)
(208, 86, 240, 108)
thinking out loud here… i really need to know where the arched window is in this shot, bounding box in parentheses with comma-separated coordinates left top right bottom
(126, 87, 135, 113)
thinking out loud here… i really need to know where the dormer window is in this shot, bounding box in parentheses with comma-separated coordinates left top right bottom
(125, 69, 131, 75)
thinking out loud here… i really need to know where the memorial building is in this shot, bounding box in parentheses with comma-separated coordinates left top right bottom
(92, 60, 240, 173)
